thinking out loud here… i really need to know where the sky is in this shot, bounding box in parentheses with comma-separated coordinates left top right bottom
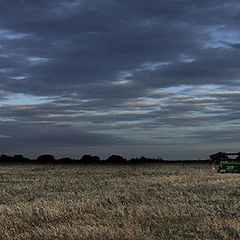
(0, 0, 240, 160)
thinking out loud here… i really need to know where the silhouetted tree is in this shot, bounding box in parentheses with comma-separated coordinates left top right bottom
(105, 155, 127, 164)
(13, 155, 31, 163)
(80, 155, 101, 164)
(139, 156, 150, 163)
(128, 156, 164, 164)
(36, 154, 55, 163)
(0, 154, 13, 162)
(57, 157, 74, 164)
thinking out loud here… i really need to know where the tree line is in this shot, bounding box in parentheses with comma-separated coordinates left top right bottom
(0, 154, 211, 164)
(0, 154, 163, 164)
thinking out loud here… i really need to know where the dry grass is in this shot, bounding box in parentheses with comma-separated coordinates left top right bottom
(0, 163, 240, 239)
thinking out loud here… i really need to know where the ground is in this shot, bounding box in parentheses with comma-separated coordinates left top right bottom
(0, 163, 240, 240)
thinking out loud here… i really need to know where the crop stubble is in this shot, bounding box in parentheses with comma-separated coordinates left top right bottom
(0, 163, 239, 239)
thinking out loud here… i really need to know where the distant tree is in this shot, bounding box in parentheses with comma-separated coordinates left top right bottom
(13, 155, 24, 161)
(128, 156, 164, 164)
(57, 157, 74, 164)
(105, 155, 126, 164)
(80, 155, 100, 164)
(157, 157, 164, 162)
(139, 156, 151, 163)
(128, 157, 138, 164)
(0, 154, 13, 162)
(36, 154, 55, 163)
(13, 155, 31, 163)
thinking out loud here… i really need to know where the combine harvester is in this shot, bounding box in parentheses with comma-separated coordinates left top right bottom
(210, 152, 240, 173)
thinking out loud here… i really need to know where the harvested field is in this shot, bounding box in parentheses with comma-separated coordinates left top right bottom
(0, 163, 240, 240)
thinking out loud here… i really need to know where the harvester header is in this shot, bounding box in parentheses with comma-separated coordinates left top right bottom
(210, 152, 240, 173)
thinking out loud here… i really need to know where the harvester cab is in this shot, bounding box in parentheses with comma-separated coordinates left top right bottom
(211, 152, 240, 173)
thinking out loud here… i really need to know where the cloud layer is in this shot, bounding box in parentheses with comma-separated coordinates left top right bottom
(0, 0, 240, 159)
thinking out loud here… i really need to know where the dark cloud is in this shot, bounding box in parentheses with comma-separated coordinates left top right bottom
(0, 0, 240, 159)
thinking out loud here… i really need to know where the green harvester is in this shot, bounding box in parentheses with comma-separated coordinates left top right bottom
(212, 152, 240, 173)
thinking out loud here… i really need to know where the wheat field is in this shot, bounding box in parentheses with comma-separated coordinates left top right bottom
(0, 163, 239, 240)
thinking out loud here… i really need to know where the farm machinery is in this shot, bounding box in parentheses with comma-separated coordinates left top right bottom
(210, 152, 240, 173)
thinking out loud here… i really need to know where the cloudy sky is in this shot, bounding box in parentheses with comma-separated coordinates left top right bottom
(0, 0, 240, 159)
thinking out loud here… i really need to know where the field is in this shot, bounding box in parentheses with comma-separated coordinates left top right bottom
(0, 163, 240, 240)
